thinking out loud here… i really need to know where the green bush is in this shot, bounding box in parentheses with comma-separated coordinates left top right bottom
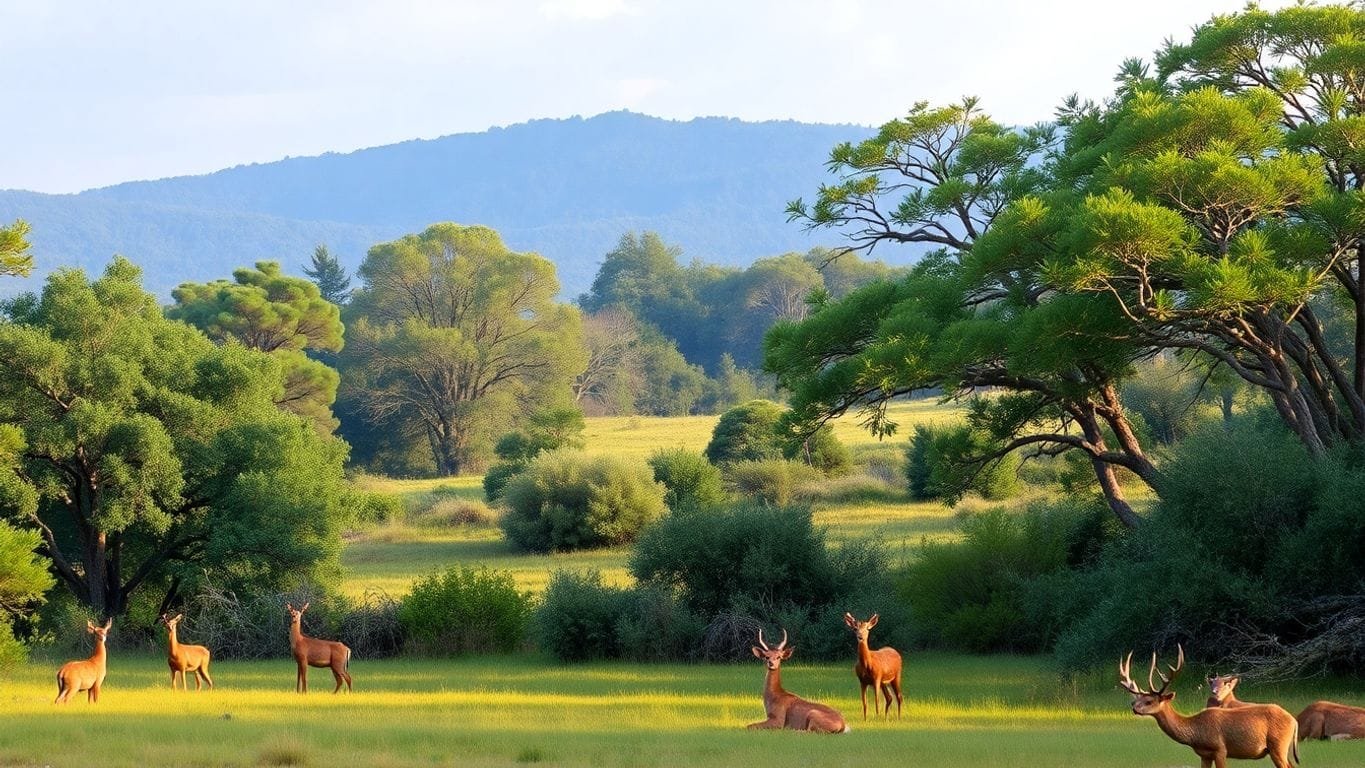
(900, 498, 1117, 653)
(483, 460, 526, 502)
(783, 424, 851, 475)
(648, 447, 727, 512)
(904, 423, 1020, 502)
(724, 459, 820, 506)
(429, 497, 495, 526)
(613, 584, 707, 662)
(349, 490, 406, 525)
(500, 450, 667, 552)
(704, 400, 786, 464)
(399, 566, 532, 655)
(535, 570, 630, 661)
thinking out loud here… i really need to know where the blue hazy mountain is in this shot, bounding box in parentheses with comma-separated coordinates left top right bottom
(0, 111, 875, 298)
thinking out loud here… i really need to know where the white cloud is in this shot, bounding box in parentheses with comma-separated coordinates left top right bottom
(539, 0, 637, 21)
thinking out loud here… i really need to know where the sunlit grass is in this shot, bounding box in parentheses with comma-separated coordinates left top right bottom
(6, 653, 1364, 768)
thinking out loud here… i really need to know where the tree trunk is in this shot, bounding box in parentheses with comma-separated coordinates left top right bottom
(1078, 410, 1142, 528)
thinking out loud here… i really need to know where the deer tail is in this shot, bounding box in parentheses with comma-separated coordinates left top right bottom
(1292, 720, 1300, 765)
(841, 723, 851, 734)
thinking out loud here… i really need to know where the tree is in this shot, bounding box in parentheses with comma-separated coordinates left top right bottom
(169, 261, 344, 433)
(0, 220, 33, 278)
(302, 244, 352, 305)
(573, 308, 644, 413)
(0, 259, 352, 618)
(774, 101, 1160, 526)
(342, 224, 585, 475)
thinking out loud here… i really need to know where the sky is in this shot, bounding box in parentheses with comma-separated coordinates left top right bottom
(0, 0, 1297, 194)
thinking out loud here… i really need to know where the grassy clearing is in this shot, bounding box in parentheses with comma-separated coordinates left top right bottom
(340, 398, 966, 599)
(5, 652, 1364, 768)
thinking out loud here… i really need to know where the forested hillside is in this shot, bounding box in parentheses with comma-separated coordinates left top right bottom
(0, 112, 875, 298)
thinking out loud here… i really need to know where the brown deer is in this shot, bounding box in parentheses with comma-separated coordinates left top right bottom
(1118, 645, 1300, 768)
(1206, 675, 1255, 709)
(843, 612, 902, 719)
(286, 602, 351, 694)
(160, 613, 214, 691)
(54, 619, 112, 704)
(748, 628, 849, 734)
(1297, 701, 1365, 741)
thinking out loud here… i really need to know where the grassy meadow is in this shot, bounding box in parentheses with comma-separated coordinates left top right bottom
(6, 397, 1359, 767)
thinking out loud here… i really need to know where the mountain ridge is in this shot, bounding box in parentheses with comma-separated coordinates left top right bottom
(0, 111, 879, 298)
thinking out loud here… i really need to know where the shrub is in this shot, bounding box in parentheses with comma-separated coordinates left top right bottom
(900, 498, 1116, 653)
(613, 584, 707, 662)
(483, 460, 526, 502)
(399, 566, 531, 655)
(179, 580, 337, 659)
(501, 450, 666, 552)
(337, 590, 404, 659)
(429, 497, 496, 526)
(905, 423, 1019, 502)
(783, 424, 851, 475)
(724, 459, 820, 506)
(647, 447, 727, 512)
(535, 570, 630, 661)
(348, 490, 407, 526)
(704, 400, 786, 464)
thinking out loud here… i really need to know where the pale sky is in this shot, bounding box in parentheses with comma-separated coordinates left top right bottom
(0, 0, 1295, 194)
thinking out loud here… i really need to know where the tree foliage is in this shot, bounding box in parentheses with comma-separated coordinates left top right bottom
(341, 224, 585, 475)
(0, 259, 352, 618)
(0, 219, 33, 278)
(302, 244, 352, 305)
(169, 261, 344, 432)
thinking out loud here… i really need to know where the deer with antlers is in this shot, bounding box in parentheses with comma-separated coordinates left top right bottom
(285, 602, 352, 694)
(160, 613, 214, 691)
(748, 628, 849, 733)
(843, 612, 902, 720)
(1297, 701, 1365, 741)
(1118, 645, 1299, 768)
(54, 619, 112, 704)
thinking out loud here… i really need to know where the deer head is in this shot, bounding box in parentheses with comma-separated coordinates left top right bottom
(843, 612, 879, 643)
(1118, 644, 1184, 716)
(86, 619, 112, 642)
(751, 628, 793, 670)
(285, 602, 310, 623)
(159, 613, 184, 630)
(1207, 674, 1239, 704)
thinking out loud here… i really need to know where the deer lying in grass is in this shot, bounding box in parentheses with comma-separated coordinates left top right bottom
(1297, 701, 1365, 741)
(1206, 675, 1255, 709)
(748, 629, 849, 733)
(844, 612, 902, 719)
(285, 602, 351, 694)
(1118, 646, 1299, 768)
(54, 619, 111, 704)
(160, 613, 213, 691)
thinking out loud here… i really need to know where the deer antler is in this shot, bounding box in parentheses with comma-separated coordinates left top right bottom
(1153, 644, 1184, 694)
(776, 628, 788, 650)
(1118, 651, 1146, 694)
(757, 629, 770, 651)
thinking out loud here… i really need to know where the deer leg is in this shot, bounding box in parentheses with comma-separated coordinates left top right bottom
(89, 683, 99, 703)
(881, 682, 894, 718)
(859, 682, 869, 720)
(296, 664, 306, 694)
(332, 665, 343, 694)
(873, 678, 883, 717)
(200, 663, 214, 689)
(891, 677, 903, 719)
(746, 718, 782, 729)
(193, 668, 203, 691)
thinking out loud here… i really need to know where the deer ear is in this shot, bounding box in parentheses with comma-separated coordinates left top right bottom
(1227, 677, 1238, 690)
(843, 612, 855, 627)
(751, 646, 763, 658)
(1161, 691, 1175, 701)
(103, 618, 112, 630)
(301, 602, 310, 612)
(868, 614, 879, 628)
(285, 602, 294, 611)
(173, 613, 183, 622)
(86, 620, 96, 631)
(781, 647, 794, 659)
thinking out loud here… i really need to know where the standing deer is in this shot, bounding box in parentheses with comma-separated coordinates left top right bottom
(285, 602, 351, 694)
(1206, 675, 1255, 709)
(1118, 645, 1299, 768)
(843, 612, 902, 719)
(160, 613, 214, 691)
(748, 628, 849, 734)
(1296, 701, 1365, 741)
(54, 619, 112, 704)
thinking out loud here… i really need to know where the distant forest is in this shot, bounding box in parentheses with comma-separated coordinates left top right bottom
(0, 112, 887, 299)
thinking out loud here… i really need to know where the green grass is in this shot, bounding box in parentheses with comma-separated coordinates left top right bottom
(340, 398, 966, 599)
(5, 652, 1364, 767)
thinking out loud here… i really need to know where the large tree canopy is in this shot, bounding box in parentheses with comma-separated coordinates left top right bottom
(169, 261, 345, 433)
(342, 223, 584, 476)
(0, 259, 351, 619)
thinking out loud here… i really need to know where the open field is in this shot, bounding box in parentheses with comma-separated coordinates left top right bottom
(341, 399, 966, 598)
(5, 652, 1365, 768)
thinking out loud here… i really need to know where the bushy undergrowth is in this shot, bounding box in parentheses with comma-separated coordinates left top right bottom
(899, 498, 1117, 653)
(500, 450, 666, 552)
(723, 459, 820, 506)
(535, 571, 704, 662)
(906, 424, 1020, 502)
(399, 566, 531, 655)
(647, 447, 727, 512)
(705, 399, 849, 475)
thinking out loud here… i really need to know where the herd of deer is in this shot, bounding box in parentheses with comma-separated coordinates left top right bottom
(49, 607, 1365, 764)
(53, 602, 350, 703)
